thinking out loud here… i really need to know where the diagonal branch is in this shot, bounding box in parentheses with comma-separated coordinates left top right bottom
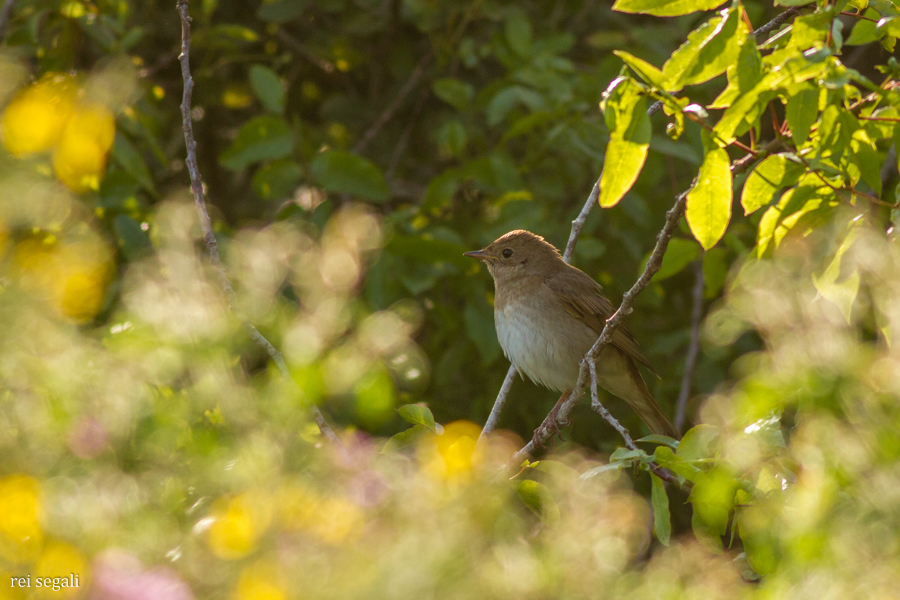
(477, 179, 601, 442)
(176, 0, 343, 449)
(589, 361, 680, 484)
(510, 141, 777, 466)
(354, 51, 433, 154)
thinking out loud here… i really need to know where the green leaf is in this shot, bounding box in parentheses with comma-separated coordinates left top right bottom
(786, 86, 819, 146)
(709, 34, 762, 109)
(702, 247, 729, 298)
(647, 237, 699, 281)
(812, 224, 862, 322)
(113, 214, 152, 261)
(846, 15, 881, 45)
(614, 50, 667, 88)
(257, 0, 307, 22)
(612, 0, 727, 17)
(396, 404, 437, 432)
(432, 78, 474, 112)
(677, 424, 720, 462)
(650, 473, 672, 546)
(787, 13, 831, 50)
(715, 54, 828, 145)
(526, 460, 581, 485)
(756, 180, 838, 257)
(653, 446, 701, 482)
(851, 128, 882, 195)
(661, 8, 745, 91)
(637, 434, 680, 448)
(249, 65, 286, 114)
(251, 158, 302, 201)
(112, 132, 155, 194)
(504, 12, 532, 57)
(436, 120, 467, 157)
(382, 424, 433, 453)
(598, 78, 650, 208)
(515, 480, 560, 527)
(486, 86, 545, 126)
(355, 369, 396, 428)
(98, 171, 140, 210)
(220, 116, 293, 171)
(578, 462, 630, 480)
(422, 170, 460, 211)
(741, 153, 806, 215)
(686, 134, 732, 250)
(688, 468, 736, 537)
(609, 447, 647, 461)
(309, 150, 390, 201)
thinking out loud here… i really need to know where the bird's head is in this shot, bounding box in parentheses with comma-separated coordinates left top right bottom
(464, 230, 563, 283)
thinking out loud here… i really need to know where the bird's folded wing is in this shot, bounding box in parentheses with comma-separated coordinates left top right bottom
(543, 267, 660, 378)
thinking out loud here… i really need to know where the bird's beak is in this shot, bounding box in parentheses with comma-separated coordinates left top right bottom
(464, 250, 489, 260)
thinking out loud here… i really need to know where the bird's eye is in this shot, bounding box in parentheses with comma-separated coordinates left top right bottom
(502, 248, 513, 258)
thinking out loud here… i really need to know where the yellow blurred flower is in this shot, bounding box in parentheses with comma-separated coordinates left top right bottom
(278, 483, 364, 545)
(33, 540, 88, 598)
(420, 420, 484, 484)
(207, 493, 273, 560)
(52, 103, 115, 193)
(233, 562, 286, 600)
(13, 236, 112, 322)
(0, 475, 42, 565)
(2, 75, 77, 156)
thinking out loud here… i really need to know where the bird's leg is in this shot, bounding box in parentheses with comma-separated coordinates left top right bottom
(532, 390, 572, 449)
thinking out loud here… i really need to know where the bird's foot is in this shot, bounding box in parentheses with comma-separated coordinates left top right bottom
(532, 396, 571, 450)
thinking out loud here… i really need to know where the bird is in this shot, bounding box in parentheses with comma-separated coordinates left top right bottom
(464, 229, 680, 440)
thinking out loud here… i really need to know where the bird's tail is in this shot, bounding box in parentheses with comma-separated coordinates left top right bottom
(623, 359, 681, 440)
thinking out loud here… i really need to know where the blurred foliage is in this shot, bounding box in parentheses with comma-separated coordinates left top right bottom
(2, 0, 900, 597)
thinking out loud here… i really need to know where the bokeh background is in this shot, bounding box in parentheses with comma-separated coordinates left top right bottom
(2, 0, 900, 598)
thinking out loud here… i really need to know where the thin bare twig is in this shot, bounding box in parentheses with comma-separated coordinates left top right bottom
(589, 362, 681, 484)
(675, 260, 704, 431)
(0, 0, 16, 36)
(478, 179, 601, 443)
(354, 51, 433, 154)
(753, 8, 800, 40)
(176, 1, 343, 449)
(387, 87, 429, 180)
(479, 365, 517, 442)
(276, 30, 337, 73)
(563, 179, 601, 262)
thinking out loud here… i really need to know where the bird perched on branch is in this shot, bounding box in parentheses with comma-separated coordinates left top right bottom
(465, 229, 680, 440)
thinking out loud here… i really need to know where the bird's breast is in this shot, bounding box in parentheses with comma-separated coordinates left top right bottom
(494, 291, 596, 392)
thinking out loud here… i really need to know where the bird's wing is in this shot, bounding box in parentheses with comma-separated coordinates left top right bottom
(543, 265, 659, 378)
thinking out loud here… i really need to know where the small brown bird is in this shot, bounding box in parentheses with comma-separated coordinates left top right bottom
(465, 230, 679, 439)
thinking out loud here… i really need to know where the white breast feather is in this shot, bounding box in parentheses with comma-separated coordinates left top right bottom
(495, 301, 582, 392)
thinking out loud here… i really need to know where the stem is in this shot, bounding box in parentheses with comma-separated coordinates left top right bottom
(176, 0, 344, 450)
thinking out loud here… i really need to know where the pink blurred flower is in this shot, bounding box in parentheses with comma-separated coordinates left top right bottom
(89, 551, 193, 600)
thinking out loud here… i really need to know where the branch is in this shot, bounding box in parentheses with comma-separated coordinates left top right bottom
(176, 1, 343, 449)
(354, 51, 433, 154)
(0, 0, 15, 37)
(753, 8, 801, 40)
(511, 140, 781, 466)
(589, 362, 681, 484)
(477, 179, 601, 443)
(675, 260, 704, 431)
